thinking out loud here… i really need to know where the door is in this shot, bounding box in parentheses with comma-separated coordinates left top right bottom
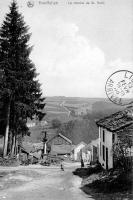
(106, 147, 108, 170)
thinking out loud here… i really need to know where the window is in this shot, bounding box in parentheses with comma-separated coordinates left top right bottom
(100, 142, 101, 156)
(103, 130, 105, 142)
(102, 145, 105, 161)
(112, 133, 115, 143)
(99, 128, 101, 138)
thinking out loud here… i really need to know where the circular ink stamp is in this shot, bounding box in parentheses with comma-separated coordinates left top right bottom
(105, 70, 133, 105)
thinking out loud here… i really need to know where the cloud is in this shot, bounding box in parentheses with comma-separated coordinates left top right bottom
(108, 59, 133, 71)
(30, 17, 133, 97)
(30, 18, 107, 97)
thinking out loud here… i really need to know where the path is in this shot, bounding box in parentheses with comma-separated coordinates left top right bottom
(60, 101, 71, 117)
(0, 162, 94, 200)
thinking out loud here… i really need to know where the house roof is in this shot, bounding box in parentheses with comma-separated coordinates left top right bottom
(20, 146, 30, 154)
(32, 152, 40, 159)
(47, 133, 72, 145)
(20, 142, 34, 154)
(58, 133, 72, 144)
(90, 138, 99, 147)
(73, 141, 87, 150)
(96, 106, 133, 132)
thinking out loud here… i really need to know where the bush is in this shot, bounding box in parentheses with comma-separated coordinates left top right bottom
(0, 157, 19, 166)
(84, 170, 133, 193)
(73, 164, 103, 178)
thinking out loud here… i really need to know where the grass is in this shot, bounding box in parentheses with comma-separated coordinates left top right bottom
(73, 165, 133, 200)
(85, 170, 133, 193)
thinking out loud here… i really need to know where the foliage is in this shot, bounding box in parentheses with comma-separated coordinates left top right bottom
(113, 129, 132, 170)
(0, 1, 45, 153)
(82, 170, 133, 194)
(0, 157, 19, 166)
(58, 119, 98, 145)
(51, 118, 61, 129)
(73, 164, 103, 178)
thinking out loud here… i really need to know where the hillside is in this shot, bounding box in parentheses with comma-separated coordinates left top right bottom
(26, 96, 126, 145)
(57, 119, 98, 145)
(44, 96, 124, 122)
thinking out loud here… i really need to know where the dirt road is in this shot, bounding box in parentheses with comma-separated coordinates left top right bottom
(0, 162, 94, 200)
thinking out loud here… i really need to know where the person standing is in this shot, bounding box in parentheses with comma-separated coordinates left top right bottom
(60, 163, 64, 171)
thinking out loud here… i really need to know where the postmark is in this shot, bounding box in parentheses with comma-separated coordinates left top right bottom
(105, 70, 133, 105)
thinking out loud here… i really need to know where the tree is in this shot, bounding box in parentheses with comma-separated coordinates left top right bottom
(51, 119, 61, 129)
(113, 127, 133, 170)
(0, 0, 45, 157)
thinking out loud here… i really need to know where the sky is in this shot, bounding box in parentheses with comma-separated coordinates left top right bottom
(0, 0, 133, 97)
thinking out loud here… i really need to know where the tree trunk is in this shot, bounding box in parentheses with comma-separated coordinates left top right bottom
(11, 133, 16, 157)
(8, 131, 12, 156)
(44, 143, 47, 154)
(15, 139, 18, 155)
(3, 101, 10, 157)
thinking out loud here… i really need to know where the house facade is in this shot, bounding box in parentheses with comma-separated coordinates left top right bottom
(47, 133, 72, 156)
(98, 127, 116, 169)
(90, 138, 99, 163)
(81, 145, 92, 163)
(96, 106, 133, 170)
(71, 141, 87, 161)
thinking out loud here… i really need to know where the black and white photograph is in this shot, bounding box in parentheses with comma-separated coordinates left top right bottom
(0, 0, 133, 199)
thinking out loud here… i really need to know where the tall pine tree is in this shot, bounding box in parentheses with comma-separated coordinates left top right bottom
(0, 0, 45, 157)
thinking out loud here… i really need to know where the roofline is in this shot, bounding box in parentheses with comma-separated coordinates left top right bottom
(97, 121, 133, 132)
(58, 133, 72, 144)
(96, 107, 133, 125)
(74, 141, 87, 148)
(47, 133, 72, 144)
(19, 145, 30, 154)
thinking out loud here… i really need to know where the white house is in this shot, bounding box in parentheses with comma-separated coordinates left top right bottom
(96, 106, 133, 170)
(71, 141, 87, 161)
(90, 138, 99, 163)
(82, 144, 92, 163)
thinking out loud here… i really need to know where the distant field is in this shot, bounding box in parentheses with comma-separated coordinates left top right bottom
(26, 96, 126, 144)
(46, 102, 61, 106)
(45, 112, 71, 122)
(45, 106, 67, 112)
(44, 96, 124, 122)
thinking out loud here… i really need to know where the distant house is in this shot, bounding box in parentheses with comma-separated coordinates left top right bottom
(18, 145, 31, 164)
(96, 106, 133, 170)
(90, 138, 99, 163)
(32, 142, 43, 157)
(81, 144, 92, 163)
(31, 152, 41, 163)
(19, 143, 41, 164)
(71, 141, 87, 161)
(47, 133, 72, 156)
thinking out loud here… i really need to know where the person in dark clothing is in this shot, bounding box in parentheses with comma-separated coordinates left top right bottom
(81, 158, 84, 168)
(61, 163, 64, 171)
